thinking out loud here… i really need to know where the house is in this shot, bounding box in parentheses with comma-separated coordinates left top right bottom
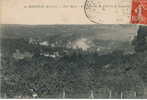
(39, 41, 49, 46)
(13, 49, 33, 60)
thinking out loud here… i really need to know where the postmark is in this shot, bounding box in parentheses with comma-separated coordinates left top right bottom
(84, 0, 132, 24)
(131, 0, 147, 24)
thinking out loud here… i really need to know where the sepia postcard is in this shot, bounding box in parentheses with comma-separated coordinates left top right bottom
(0, 0, 147, 99)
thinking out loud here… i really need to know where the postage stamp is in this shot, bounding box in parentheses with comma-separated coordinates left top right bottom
(131, 0, 147, 24)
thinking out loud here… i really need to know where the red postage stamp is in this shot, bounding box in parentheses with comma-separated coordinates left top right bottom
(131, 0, 147, 24)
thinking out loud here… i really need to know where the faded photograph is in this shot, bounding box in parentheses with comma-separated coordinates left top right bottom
(0, 24, 147, 98)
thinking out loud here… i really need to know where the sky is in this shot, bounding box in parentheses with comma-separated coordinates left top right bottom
(1, 0, 93, 24)
(0, 0, 134, 25)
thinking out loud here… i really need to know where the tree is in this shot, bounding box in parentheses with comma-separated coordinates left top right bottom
(134, 26, 147, 52)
